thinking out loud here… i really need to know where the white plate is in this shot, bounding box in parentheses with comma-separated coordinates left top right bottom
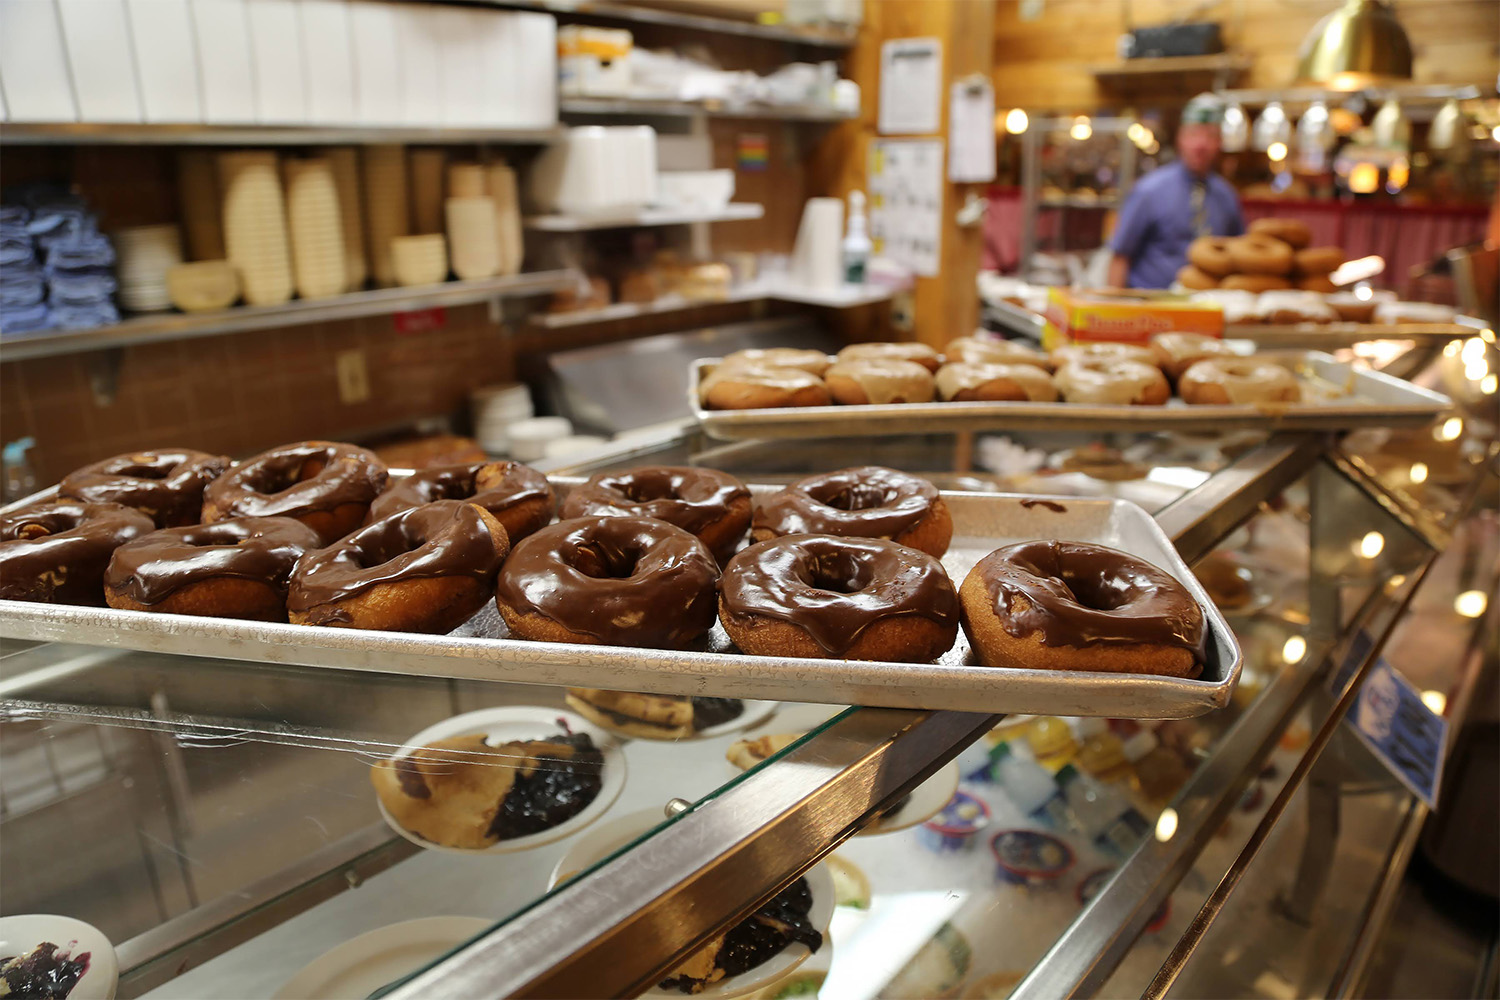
(273, 916, 492, 1000)
(579, 698, 781, 742)
(863, 759, 961, 834)
(376, 706, 626, 855)
(548, 811, 835, 1000)
(0, 914, 117, 1000)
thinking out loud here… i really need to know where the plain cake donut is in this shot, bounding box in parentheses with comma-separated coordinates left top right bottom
(1175, 265, 1220, 291)
(288, 500, 509, 633)
(1248, 217, 1312, 249)
(936, 362, 1058, 402)
(1149, 332, 1237, 381)
(203, 441, 388, 542)
(1220, 273, 1291, 293)
(823, 359, 936, 405)
(700, 361, 831, 410)
(60, 449, 229, 527)
(752, 466, 952, 557)
(560, 466, 751, 564)
(0, 501, 154, 605)
(1053, 358, 1170, 405)
(719, 534, 959, 661)
(959, 540, 1206, 678)
(1177, 357, 1301, 405)
(1227, 234, 1294, 275)
(104, 516, 323, 620)
(835, 342, 942, 373)
(1186, 236, 1235, 277)
(1293, 246, 1344, 275)
(370, 460, 554, 543)
(495, 515, 719, 649)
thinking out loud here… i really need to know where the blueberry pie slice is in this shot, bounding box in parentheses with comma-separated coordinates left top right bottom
(567, 689, 745, 740)
(658, 878, 823, 995)
(0, 942, 91, 1000)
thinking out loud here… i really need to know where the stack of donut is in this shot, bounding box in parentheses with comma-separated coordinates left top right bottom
(0, 450, 1211, 680)
(1179, 218, 1346, 294)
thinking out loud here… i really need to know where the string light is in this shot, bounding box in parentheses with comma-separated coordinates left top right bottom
(1455, 590, 1488, 618)
(1004, 108, 1029, 134)
(1482, 374, 1497, 395)
(1070, 116, 1093, 141)
(1435, 417, 1463, 441)
(1267, 141, 1288, 162)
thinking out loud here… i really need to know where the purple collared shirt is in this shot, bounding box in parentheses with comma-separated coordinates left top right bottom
(1110, 161, 1244, 289)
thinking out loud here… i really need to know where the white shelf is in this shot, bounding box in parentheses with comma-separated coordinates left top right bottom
(525, 203, 765, 232)
(0, 122, 564, 146)
(560, 96, 856, 122)
(531, 282, 891, 328)
(0, 271, 577, 362)
(482, 0, 858, 48)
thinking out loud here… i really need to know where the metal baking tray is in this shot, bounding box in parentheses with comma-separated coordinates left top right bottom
(690, 350, 1450, 440)
(1225, 321, 1475, 348)
(0, 481, 1240, 719)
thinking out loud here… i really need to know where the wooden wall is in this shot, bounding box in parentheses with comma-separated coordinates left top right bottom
(992, 0, 1500, 112)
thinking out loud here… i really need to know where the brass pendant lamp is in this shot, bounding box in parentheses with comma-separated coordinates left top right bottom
(1295, 0, 1414, 90)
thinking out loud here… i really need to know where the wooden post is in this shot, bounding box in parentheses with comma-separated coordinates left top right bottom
(809, 0, 997, 349)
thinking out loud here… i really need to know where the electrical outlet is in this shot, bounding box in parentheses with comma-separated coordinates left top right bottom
(335, 349, 370, 404)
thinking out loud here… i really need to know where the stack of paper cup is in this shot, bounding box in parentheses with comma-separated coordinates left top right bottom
(409, 149, 447, 235)
(544, 435, 608, 459)
(325, 148, 368, 292)
(176, 151, 224, 261)
(791, 197, 844, 293)
(507, 417, 573, 463)
(361, 145, 409, 288)
(391, 234, 448, 287)
(218, 152, 294, 307)
(283, 158, 346, 300)
(114, 224, 183, 313)
(485, 162, 524, 276)
(471, 382, 535, 454)
(445, 196, 501, 280)
(447, 162, 486, 199)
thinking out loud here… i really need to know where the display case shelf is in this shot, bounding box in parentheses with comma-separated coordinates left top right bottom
(561, 96, 857, 122)
(533, 283, 891, 327)
(0, 122, 565, 147)
(0, 271, 577, 362)
(525, 203, 765, 231)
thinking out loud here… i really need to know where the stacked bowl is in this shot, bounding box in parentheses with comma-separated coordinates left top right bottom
(446, 197, 501, 281)
(114, 224, 183, 313)
(283, 158, 347, 300)
(470, 382, 534, 454)
(361, 145, 409, 288)
(218, 152, 294, 307)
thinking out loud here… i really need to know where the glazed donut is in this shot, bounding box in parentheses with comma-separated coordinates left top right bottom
(1249, 217, 1311, 249)
(1049, 341, 1159, 370)
(203, 441, 388, 542)
(1325, 291, 1378, 323)
(1177, 357, 1301, 405)
(752, 466, 952, 558)
(836, 342, 942, 373)
(560, 466, 751, 564)
(1186, 236, 1235, 277)
(0, 501, 154, 605)
(1297, 274, 1338, 293)
(824, 359, 936, 405)
(1149, 332, 1237, 381)
(717, 348, 831, 377)
(1053, 358, 1170, 405)
(60, 449, 229, 527)
(1293, 246, 1344, 276)
(1175, 265, 1220, 291)
(943, 336, 1050, 369)
(494, 515, 719, 649)
(1227, 234, 1294, 275)
(936, 362, 1058, 402)
(1258, 290, 1337, 325)
(959, 540, 1206, 678)
(1190, 288, 1264, 325)
(288, 500, 509, 632)
(104, 516, 323, 620)
(370, 461, 554, 543)
(700, 361, 831, 410)
(720, 534, 959, 661)
(1220, 273, 1291, 293)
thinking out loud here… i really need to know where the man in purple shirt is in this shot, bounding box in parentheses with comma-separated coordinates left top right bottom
(1107, 94, 1244, 289)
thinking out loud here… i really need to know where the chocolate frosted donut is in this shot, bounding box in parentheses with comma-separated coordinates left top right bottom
(104, 516, 323, 620)
(560, 466, 750, 564)
(752, 466, 952, 558)
(289, 500, 509, 632)
(61, 449, 229, 527)
(0, 501, 154, 605)
(370, 461, 554, 543)
(720, 534, 959, 661)
(203, 441, 388, 542)
(959, 540, 1206, 678)
(495, 516, 719, 649)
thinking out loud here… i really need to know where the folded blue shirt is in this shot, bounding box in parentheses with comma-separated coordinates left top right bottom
(48, 272, 118, 304)
(0, 205, 32, 227)
(0, 301, 52, 334)
(45, 236, 116, 272)
(0, 272, 45, 308)
(48, 301, 119, 330)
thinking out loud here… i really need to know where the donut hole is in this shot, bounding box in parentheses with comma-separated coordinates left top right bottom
(572, 541, 642, 579)
(606, 472, 681, 504)
(811, 483, 895, 513)
(802, 551, 874, 594)
(1059, 571, 1135, 612)
(254, 449, 338, 493)
(111, 461, 174, 480)
(8, 511, 83, 539)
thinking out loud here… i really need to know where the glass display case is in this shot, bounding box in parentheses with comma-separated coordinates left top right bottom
(1, 348, 1494, 1000)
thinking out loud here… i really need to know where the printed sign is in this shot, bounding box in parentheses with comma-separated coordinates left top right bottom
(1347, 658, 1447, 808)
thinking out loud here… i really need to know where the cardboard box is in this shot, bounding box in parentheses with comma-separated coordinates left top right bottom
(1042, 288, 1223, 349)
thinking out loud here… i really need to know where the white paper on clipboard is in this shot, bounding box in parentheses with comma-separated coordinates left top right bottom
(949, 78, 996, 182)
(869, 139, 944, 277)
(879, 37, 942, 135)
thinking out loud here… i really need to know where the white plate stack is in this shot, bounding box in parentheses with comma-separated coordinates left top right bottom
(283, 158, 346, 299)
(361, 144, 409, 287)
(217, 151, 294, 306)
(391, 234, 448, 287)
(470, 382, 534, 454)
(445, 196, 501, 281)
(325, 147, 367, 291)
(114, 224, 184, 313)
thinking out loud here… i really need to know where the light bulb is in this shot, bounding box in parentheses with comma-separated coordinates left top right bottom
(1267, 141, 1288, 162)
(1155, 808, 1178, 842)
(1455, 590, 1488, 618)
(1482, 374, 1497, 395)
(1282, 636, 1307, 663)
(1436, 417, 1463, 441)
(1070, 116, 1092, 141)
(1004, 108, 1029, 134)
(1354, 285, 1372, 301)
(1461, 337, 1486, 363)
(1358, 531, 1384, 559)
(1409, 462, 1428, 483)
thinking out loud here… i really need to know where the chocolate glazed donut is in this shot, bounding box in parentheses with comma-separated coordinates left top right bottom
(288, 500, 510, 633)
(0, 501, 155, 605)
(561, 466, 751, 565)
(61, 449, 230, 527)
(959, 540, 1206, 678)
(752, 466, 952, 558)
(719, 534, 959, 661)
(203, 441, 388, 542)
(104, 517, 324, 621)
(369, 460, 555, 543)
(495, 515, 719, 649)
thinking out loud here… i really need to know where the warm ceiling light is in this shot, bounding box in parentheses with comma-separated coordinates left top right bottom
(1295, 0, 1413, 87)
(1492, 125, 1500, 142)
(1358, 531, 1385, 559)
(1461, 337, 1486, 363)
(1282, 636, 1307, 663)
(1004, 108, 1029, 134)
(1155, 808, 1178, 842)
(1354, 285, 1373, 301)
(1127, 122, 1148, 144)
(1482, 374, 1498, 394)
(1409, 462, 1428, 483)
(1444, 340, 1462, 357)
(1071, 116, 1093, 141)
(1436, 417, 1463, 441)
(1482, 328, 1496, 344)
(1267, 141, 1289, 162)
(1348, 162, 1379, 194)
(1455, 590, 1488, 618)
